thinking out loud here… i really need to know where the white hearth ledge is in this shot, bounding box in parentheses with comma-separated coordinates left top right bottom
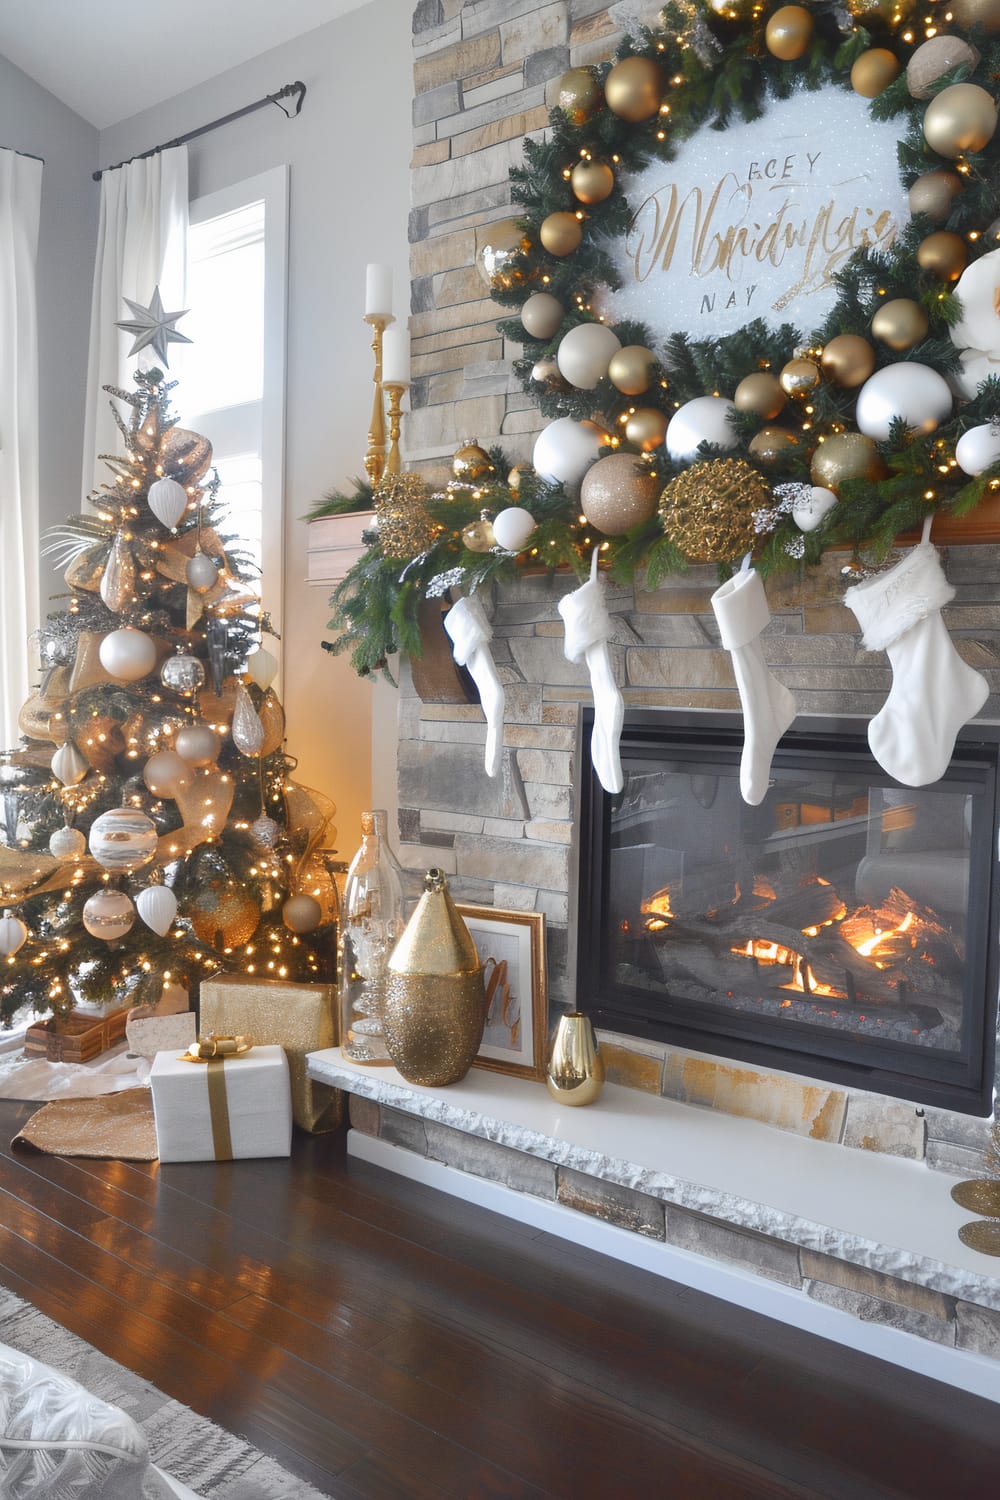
(309, 1049, 1000, 1401)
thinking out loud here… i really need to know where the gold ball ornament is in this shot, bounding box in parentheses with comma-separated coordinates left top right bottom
(570, 160, 615, 205)
(189, 883, 261, 948)
(624, 407, 669, 452)
(452, 440, 493, 482)
(810, 432, 886, 492)
(462, 513, 497, 552)
(608, 345, 657, 396)
(580, 454, 659, 535)
(477, 219, 532, 291)
(923, 84, 998, 160)
(871, 298, 929, 351)
(916, 230, 968, 282)
(604, 57, 663, 122)
(659, 458, 769, 564)
(734, 372, 786, 420)
(521, 290, 564, 340)
(282, 893, 323, 934)
(908, 169, 964, 222)
(906, 36, 981, 100)
(779, 358, 822, 401)
(539, 211, 583, 257)
(557, 67, 603, 124)
(765, 6, 814, 61)
(375, 472, 436, 559)
(748, 427, 801, 468)
(851, 48, 901, 98)
(947, 0, 1000, 35)
(820, 335, 876, 389)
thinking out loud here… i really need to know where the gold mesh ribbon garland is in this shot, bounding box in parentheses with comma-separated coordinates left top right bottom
(659, 458, 770, 564)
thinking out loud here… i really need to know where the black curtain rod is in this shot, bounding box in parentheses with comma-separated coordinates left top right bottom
(93, 80, 306, 182)
(1, 145, 44, 164)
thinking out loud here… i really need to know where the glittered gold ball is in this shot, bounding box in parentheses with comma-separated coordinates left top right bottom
(605, 57, 663, 122)
(906, 36, 981, 100)
(748, 427, 801, 468)
(734, 372, 786, 420)
(916, 230, 968, 282)
(540, 211, 583, 257)
(375, 472, 436, 559)
(462, 516, 497, 552)
(765, 6, 814, 61)
(189, 884, 261, 948)
(608, 345, 657, 396)
(571, 160, 615, 205)
(624, 407, 669, 452)
(779, 358, 822, 401)
(810, 432, 886, 493)
(580, 454, 660, 536)
(923, 83, 998, 160)
(851, 48, 901, 98)
(820, 335, 876, 389)
(908, 168, 964, 222)
(452, 440, 493, 482)
(845, 0, 915, 25)
(948, 0, 1000, 35)
(659, 458, 769, 564)
(477, 218, 532, 290)
(557, 67, 603, 124)
(871, 298, 929, 351)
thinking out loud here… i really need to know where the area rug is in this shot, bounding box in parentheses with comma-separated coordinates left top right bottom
(11, 1087, 158, 1159)
(0, 1287, 332, 1498)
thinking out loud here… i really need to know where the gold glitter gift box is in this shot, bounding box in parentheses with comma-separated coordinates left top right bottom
(198, 975, 342, 1133)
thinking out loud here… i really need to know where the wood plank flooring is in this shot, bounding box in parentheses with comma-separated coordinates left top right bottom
(0, 1098, 997, 1498)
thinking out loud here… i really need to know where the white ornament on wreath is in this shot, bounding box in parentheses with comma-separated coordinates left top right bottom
(955, 423, 1000, 477)
(533, 418, 603, 492)
(492, 507, 537, 552)
(791, 486, 838, 532)
(949, 248, 1000, 399)
(665, 396, 738, 463)
(556, 322, 621, 389)
(854, 363, 952, 441)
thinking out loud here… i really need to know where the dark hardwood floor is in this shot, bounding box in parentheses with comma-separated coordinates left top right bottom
(0, 1098, 997, 1498)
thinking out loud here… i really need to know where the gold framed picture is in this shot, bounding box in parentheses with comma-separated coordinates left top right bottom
(457, 905, 547, 1082)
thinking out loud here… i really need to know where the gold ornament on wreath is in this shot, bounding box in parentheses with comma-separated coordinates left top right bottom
(374, 472, 437, 559)
(659, 458, 770, 563)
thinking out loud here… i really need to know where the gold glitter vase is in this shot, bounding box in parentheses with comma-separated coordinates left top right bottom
(382, 868, 486, 1086)
(546, 1013, 604, 1107)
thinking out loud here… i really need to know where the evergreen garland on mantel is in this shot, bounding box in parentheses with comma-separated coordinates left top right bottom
(329, 0, 1000, 679)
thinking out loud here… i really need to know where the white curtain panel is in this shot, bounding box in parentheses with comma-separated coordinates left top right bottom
(0, 148, 42, 753)
(81, 145, 188, 505)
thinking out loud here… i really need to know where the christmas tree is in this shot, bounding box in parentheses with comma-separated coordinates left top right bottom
(0, 296, 338, 1030)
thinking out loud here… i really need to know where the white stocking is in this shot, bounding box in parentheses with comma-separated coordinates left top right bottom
(844, 542, 988, 787)
(559, 549, 624, 794)
(711, 562, 796, 806)
(444, 594, 505, 778)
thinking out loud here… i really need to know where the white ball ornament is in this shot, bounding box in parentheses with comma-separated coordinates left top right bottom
(956, 423, 1000, 476)
(82, 888, 136, 942)
(48, 825, 87, 860)
(99, 627, 157, 682)
(185, 550, 218, 593)
(854, 362, 953, 441)
(147, 476, 188, 530)
(665, 396, 739, 464)
(0, 914, 28, 957)
(88, 808, 158, 873)
(520, 291, 564, 341)
(492, 507, 537, 552)
(136, 884, 179, 937)
(555, 322, 622, 390)
(51, 741, 89, 787)
(142, 749, 192, 798)
(175, 725, 221, 767)
(246, 646, 278, 690)
(791, 486, 838, 532)
(533, 418, 603, 494)
(282, 893, 323, 933)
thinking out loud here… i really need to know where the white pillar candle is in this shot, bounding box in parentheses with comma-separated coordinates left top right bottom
(365, 263, 393, 317)
(382, 328, 410, 385)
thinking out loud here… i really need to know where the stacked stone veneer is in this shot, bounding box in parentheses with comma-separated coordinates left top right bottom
(403, 5, 1000, 1170)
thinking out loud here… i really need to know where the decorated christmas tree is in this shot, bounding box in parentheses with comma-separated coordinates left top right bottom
(0, 295, 338, 1031)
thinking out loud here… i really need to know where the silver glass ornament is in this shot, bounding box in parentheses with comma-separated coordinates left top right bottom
(160, 650, 206, 697)
(231, 682, 265, 756)
(249, 814, 280, 848)
(99, 530, 136, 613)
(186, 550, 218, 593)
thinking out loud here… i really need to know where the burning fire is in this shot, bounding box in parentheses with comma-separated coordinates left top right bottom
(733, 900, 920, 997)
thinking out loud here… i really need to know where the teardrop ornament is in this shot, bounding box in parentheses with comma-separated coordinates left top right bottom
(231, 682, 265, 757)
(100, 529, 137, 613)
(148, 475, 188, 529)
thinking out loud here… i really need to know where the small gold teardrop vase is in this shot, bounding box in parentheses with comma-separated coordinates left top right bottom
(382, 868, 487, 1086)
(546, 1012, 605, 1107)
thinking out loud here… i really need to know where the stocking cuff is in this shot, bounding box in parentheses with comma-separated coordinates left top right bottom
(711, 568, 770, 651)
(558, 576, 614, 663)
(444, 594, 492, 666)
(844, 543, 954, 653)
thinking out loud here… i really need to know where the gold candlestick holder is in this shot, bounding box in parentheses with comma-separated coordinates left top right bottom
(363, 313, 394, 487)
(383, 382, 408, 477)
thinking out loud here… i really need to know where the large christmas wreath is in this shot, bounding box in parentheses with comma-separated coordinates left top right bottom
(330, 0, 1000, 677)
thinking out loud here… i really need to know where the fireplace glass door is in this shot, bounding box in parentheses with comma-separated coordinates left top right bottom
(577, 712, 1000, 1113)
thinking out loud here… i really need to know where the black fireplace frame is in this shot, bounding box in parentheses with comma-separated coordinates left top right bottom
(576, 709, 1000, 1116)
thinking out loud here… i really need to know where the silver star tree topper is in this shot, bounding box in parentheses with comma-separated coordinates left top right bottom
(116, 286, 192, 367)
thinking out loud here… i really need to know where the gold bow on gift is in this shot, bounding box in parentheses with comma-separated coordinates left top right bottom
(181, 1033, 253, 1061)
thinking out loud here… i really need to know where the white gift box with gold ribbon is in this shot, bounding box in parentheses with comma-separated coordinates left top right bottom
(149, 1044, 292, 1162)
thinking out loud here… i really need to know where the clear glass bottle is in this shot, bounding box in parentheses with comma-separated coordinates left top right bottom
(339, 809, 405, 1064)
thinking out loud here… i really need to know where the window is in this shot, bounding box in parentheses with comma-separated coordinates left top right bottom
(184, 167, 287, 637)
